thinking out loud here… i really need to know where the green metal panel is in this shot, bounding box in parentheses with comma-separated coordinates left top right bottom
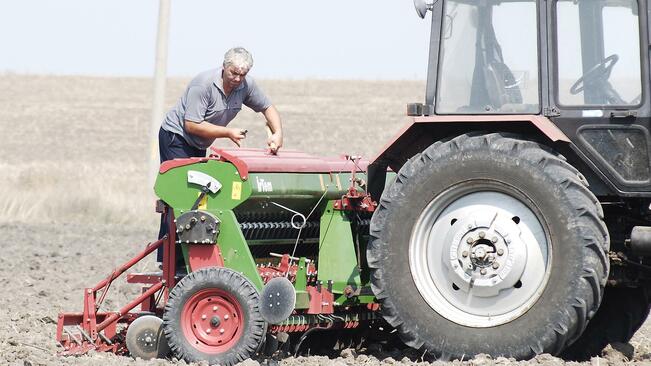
(154, 160, 262, 289)
(217, 210, 263, 289)
(176, 210, 263, 290)
(154, 160, 252, 211)
(295, 257, 308, 291)
(236, 172, 367, 216)
(294, 257, 310, 309)
(317, 201, 361, 295)
(246, 172, 364, 198)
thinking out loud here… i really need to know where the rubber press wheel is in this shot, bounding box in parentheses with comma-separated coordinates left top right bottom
(163, 267, 267, 365)
(367, 133, 609, 360)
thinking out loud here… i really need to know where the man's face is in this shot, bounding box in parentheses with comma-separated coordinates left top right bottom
(223, 65, 248, 90)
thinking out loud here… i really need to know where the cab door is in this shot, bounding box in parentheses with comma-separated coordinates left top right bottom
(545, 0, 651, 195)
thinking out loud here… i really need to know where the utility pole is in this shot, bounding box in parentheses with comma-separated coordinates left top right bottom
(149, 0, 171, 187)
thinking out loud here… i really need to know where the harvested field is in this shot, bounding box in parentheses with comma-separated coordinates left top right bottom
(1, 74, 650, 366)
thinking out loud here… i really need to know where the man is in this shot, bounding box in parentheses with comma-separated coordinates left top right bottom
(157, 47, 282, 259)
(159, 46, 283, 164)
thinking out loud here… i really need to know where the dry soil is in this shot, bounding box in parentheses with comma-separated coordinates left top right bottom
(1, 74, 650, 366)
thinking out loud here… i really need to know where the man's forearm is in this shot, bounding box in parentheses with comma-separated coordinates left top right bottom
(262, 105, 282, 135)
(184, 120, 231, 139)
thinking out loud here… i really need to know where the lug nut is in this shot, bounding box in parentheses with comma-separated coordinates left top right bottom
(497, 249, 504, 256)
(213, 306, 218, 311)
(206, 329, 211, 334)
(220, 328, 225, 334)
(224, 315, 229, 320)
(201, 216, 206, 221)
(491, 236, 498, 243)
(462, 251, 468, 258)
(466, 237, 473, 244)
(479, 231, 486, 238)
(480, 268, 487, 275)
(201, 314, 207, 320)
(492, 263, 500, 269)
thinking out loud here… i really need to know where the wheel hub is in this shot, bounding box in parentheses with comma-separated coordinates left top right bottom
(182, 289, 243, 351)
(448, 216, 527, 297)
(409, 187, 550, 327)
(125, 315, 170, 360)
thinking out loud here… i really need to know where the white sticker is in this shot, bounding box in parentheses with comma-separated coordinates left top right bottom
(582, 110, 604, 118)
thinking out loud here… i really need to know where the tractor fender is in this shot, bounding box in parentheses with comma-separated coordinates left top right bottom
(367, 115, 571, 201)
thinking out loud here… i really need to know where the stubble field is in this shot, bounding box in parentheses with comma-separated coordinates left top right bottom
(1, 74, 650, 366)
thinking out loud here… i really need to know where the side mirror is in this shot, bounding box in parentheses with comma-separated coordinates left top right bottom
(414, 0, 437, 18)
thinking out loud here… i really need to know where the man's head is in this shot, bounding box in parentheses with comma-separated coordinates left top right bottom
(222, 47, 253, 90)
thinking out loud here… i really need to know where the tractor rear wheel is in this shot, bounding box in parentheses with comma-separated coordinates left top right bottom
(163, 267, 266, 365)
(367, 133, 609, 360)
(562, 286, 651, 360)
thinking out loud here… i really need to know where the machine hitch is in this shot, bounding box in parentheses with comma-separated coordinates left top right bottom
(56, 209, 178, 355)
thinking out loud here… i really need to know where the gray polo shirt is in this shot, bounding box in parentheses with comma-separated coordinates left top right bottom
(161, 68, 271, 149)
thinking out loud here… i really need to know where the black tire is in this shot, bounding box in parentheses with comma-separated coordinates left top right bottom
(163, 267, 267, 365)
(367, 132, 609, 360)
(562, 286, 651, 360)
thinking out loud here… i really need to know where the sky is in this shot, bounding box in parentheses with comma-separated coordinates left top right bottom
(0, 1, 432, 80)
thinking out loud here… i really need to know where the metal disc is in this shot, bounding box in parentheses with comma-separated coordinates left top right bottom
(126, 315, 170, 360)
(409, 184, 551, 328)
(260, 277, 296, 324)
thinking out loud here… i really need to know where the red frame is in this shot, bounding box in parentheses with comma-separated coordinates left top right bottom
(56, 207, 181, 355)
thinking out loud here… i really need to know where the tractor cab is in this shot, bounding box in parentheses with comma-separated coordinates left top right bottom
(403, 0, 651, 196)
(415, 0, 647, 115)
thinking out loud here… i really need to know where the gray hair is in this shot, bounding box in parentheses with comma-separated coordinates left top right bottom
(223, 47, 254, 71)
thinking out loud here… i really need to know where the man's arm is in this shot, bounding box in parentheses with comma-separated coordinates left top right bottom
(262, 105, 283, 154)
(184, 120, 246, 147)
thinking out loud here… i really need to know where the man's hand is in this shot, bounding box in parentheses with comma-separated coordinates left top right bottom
(262, 105, 283, 155)
(267, 132, 283, 154)
(227, 128, 247, 147)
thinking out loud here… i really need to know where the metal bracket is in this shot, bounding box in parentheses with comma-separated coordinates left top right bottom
(543, 107, 561, 117)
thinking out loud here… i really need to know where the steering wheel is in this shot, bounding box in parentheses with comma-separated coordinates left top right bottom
(570, 54, 619, 95)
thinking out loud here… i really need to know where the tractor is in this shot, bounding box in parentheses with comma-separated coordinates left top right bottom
(58, 0, 651, 363)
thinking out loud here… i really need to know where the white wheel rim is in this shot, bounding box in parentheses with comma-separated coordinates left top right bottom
(409, 182, 551, 327)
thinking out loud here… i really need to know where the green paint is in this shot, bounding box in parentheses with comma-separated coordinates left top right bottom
(155, 160, 252, 211)
(317, 201, 362, 294)
(294, 257, 310, 309)
(154, 160, 262, 289)
(295, 257, 308, 291)
(216, 210, 264, 290)
(153, 158, 392, 306)
(236, 172, 368, 217)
